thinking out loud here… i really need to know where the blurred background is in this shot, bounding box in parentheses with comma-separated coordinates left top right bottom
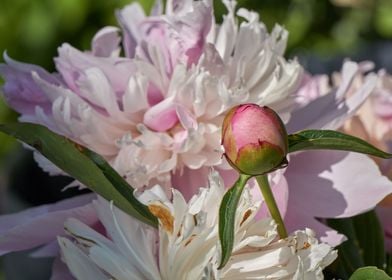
(0, 0, 392, 278)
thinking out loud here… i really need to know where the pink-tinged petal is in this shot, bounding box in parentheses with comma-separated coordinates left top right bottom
(218, 168, 239, 188)
(166, 0, 194, 14)
(143, 97, 178, 131)
(51, 256, 74, 280)
(171, 166, 292, 210)
(294, 72, 330, 106)
(116, 3, 146, 58)
(0, 53, 61, 115)
(176, 105, 197, 130)
(117, 0, 211, 73)
(373, 72, 392, 121)
(150, 0, 163, 16)
(55, 44, 134, 96)
(165, 0, 212, 68)
(287, 151, 392, 218)
(284, 209, 347, 247)
(0, 194, 97, 255)
(335, 61, 360, 99)
(288, 61, 377, 133)
(284, 151, 392, 245)
(76, 68, 122, 117)
(374, 95, 392, 119)
(31, 241, 59, 258)
(92, 26, 121, 58)
(377, 206, 392, 253)
(147, 83, 164, 106)
(122, 73, 149, 113)
(171, 166, 211, 201)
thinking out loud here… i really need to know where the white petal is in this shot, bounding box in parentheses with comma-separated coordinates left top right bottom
(58, 237, 107, 280)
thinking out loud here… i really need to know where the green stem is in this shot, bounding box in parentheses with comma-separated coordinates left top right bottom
(256, 175, 288, 239)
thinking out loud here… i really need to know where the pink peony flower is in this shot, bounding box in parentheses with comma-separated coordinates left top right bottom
(339, 64, 392, 252)
(0, 0, 302, 190)
(294, 61, 392, 248)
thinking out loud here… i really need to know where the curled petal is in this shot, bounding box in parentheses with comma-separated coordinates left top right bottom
(143, 97, 179, 131)
(92, 26, 121, 58)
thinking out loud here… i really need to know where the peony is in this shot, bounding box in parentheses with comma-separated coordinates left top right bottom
(0, 0, 391, 258)
(0, 0, 301, 191)
(337, 63, 392, 252)
(294, 61, 392, 250)
(58, 172, 337, 279)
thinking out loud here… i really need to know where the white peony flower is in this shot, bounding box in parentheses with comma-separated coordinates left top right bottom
(58, 172, 336, 279)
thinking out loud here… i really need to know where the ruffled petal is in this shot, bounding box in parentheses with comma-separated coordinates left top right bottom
(288, 61, 377, 132)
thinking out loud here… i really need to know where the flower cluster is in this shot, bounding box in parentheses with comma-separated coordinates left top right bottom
(1, 0, 390, 246)
(0, 0, 391, 279)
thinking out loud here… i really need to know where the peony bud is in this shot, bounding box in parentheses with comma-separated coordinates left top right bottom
(222, 104, 288, 176)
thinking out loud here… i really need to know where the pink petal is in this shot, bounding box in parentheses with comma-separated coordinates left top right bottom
(284, 151, 392, 245)
(55, 44, 134, 96)
(116, 3, 146, 58)
(166, 0, 212, 68)
(171, 166, 211, 201)
(294, 72, 329, 106)
(117, 0, 212, 73)
(143, 97, 178, 131)
(288, 62, 377, 133)
(31, 241, 59, 258)
(176, 105, 197, 130)
(285, 209, 347, 247)
(147, 83, 164, 106)
(0, 194, 97, 255)
(217, 168, 239, 188)
(51, 256, 75, 280)
(0, 53, 60, 115)
(92, 26, 121, 57)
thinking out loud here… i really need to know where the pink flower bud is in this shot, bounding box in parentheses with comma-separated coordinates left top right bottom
(222, 104, 288, 176)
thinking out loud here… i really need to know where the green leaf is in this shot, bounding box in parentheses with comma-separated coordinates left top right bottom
(349, 267, 391, 280)
(79, 148, 158, 226)
(328, 218, 364, 277)
(387, 254, 392, 276)
(327, 211, 387, 278)
(353, 211, 386, 268)
(0, 122, 157, 227)
(288, 130, 392, 158)
(218, 174, 251, 269)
